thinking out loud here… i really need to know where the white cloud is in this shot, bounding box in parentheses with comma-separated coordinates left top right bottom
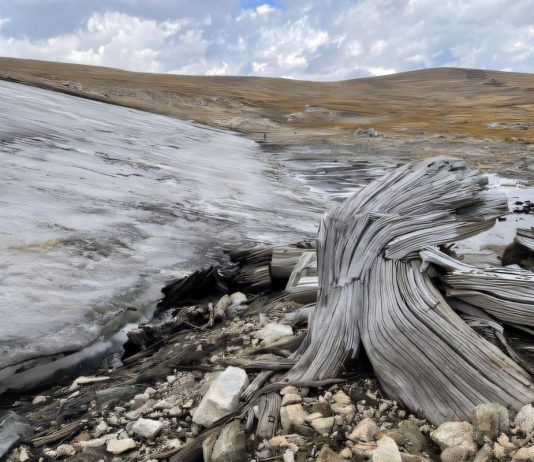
(0, 1, 533, 80)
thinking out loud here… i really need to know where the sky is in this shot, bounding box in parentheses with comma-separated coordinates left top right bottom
(0, 0, 533, 80)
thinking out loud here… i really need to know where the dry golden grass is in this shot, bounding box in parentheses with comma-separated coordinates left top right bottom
(1, 57, 534, 142)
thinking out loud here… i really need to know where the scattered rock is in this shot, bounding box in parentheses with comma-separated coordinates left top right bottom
(348, 417, 380, 442)
(131, 418, 163, 439)
(106, 438, 137, 455)
(283, 449, 295, 462)
(280, 386, 298, 395)
(94, 420, 109, 437)
(32, 395, 46, 405)
(192, 366, 249, 427)
(311, 416, 334, 434)
(473, 443, 493, 462)
(512, 446, 534, 461)
(431, 421, 477, 462)
(515, 404, 534, 433)
(56, 444, 75, 457)
(19, 447, 30, 462)
(472, 403, 509, 443)
(373, 435, 402, 462)
(280, 404, 308, 432)
(230, 292, 247, 305)
(316, 446, 346, 462)
(253, 323, 293, 345)
(281, 393, 302, 406)
(397, 420, 427, 453)
(311, 400, 332, 417)
(69, 375, 110, 390)
(211, 420, 246, 462)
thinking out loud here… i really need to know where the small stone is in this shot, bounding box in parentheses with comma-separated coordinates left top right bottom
(472, 403, 509, 443)
(215, 294, 232, 318)
(154, 396, 178, 410)
(32, 396, 46, 405)
(94, 421, 109, 437)
(348, 418, 380, 442)
(69, 375, 109, 390)
(280, 404, 308, 431)
(497, 433, 516, 450)
(339, 447, 353, 459)
(56, 444, 75, 457)
(19, 448, 30, 462)
(311, 416, 334, 434)
(397, 420, 427, 453)
(373, 435, 402, 462)
(311, 401, 332, 417)
(282, 449, 295, 462)
(493, 442, 506, 459)
(515, 404, 534, 433)
(316, 447, 345, 462)
(211, 420, 246, 462)
(280, 386, 298, 396)
(268, 435, 288, 447)
(281, 393, 302, 406)
(511, 446, 534, 460)
(166, 375, 177, 384)
(106, 438, 137, 455)
(431, 421, 475, 450)
(131, 418, 163, 439)
(192, 366, 249, 427)
(331, 403, 356, 423)
(431, 421, 477, 462)
(305, 412, 324, 422)
(473, 443, 493, 462)
(333, 390, 351, 406)
(253, 323, 293, 345)
(230, 292, 247, 305)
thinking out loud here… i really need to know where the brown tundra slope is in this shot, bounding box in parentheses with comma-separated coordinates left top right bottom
(2, 57, 534, 144)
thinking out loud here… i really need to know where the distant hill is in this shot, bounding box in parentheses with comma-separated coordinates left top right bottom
(1, 57, 534, 143)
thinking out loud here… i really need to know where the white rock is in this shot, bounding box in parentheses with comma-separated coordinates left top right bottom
(154, 396, 179, 410)
(230, 292, 247, 305)
(511, 446, 534, 460)
(311, 416, 334, 434)
(281, 393, 302, 407)
(94, 420, 109, 437)
(32, 395, 46, 405)
(253, 323, 293, 344)
(192, 366, 249, 427)
(19, 447, 30, 462)
(515, 404, 534, 433)
(431, 421, 477, 461)
(373, 436, 401, 462)
(333, 390, 352, 406)
(56, 444, 75, 457)
(431, 421, 474, 449)
(280, 386, 298, 396)
(106, 438, 137, 454)
(131, 418, 163, 439)
(280, 404, 308, 431)
(283, 449, 295, 462)
(69, 376, 110, 391)
(349, 418, 379, 442)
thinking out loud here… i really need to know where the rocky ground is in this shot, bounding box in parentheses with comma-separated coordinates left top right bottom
(3, 246, 534, 462)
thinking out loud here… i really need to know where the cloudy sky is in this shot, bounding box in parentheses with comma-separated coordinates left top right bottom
(0, 0, 533, 80)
